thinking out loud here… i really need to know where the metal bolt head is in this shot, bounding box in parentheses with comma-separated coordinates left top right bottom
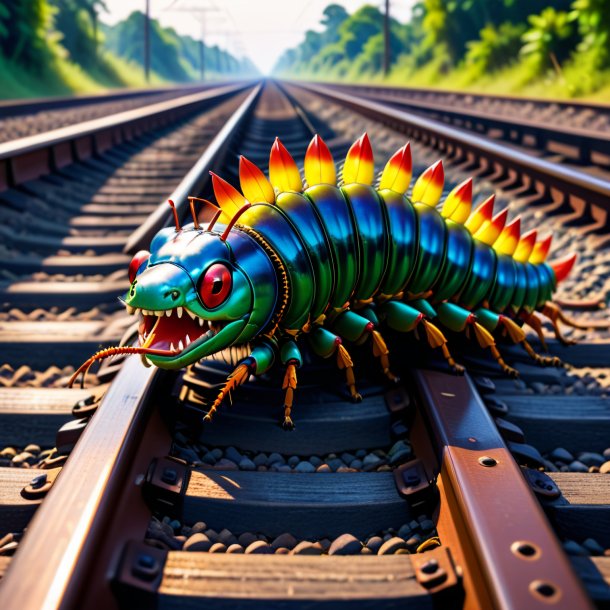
(30, 474, 47, 489)
(420, 559, 439, 574)
(161, 468, 178, 485)
(478, 456, 497, 467)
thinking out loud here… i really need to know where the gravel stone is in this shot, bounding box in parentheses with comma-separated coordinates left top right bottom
(355, 449, 367, 458)
(278, 464, 292, 472)
(398, 524, 412, 539)
(362, 454, 382, 471)
(267, 452, 284, 466)
(191, 521, 207, 534)
(253, 453, 268, 466)
(184, 533, 213, 551)
(583, 538, 605, 555)
(24, 444, 41, 454)
(569, 460, 589, 473)
(295, 461, 316, 473)
(215, 458, 238, 470)
(292, 541, 324, 555)
(420, 519, 435, 532)
(224, 447, 242, 464)
(288, 456, 300, 467)
(405, 534, 422, 551)
(210, 448, 223, 459)
(327, 458, 344, 471)
(239, 457, 256, 471)
(388, 440, 409, 456)
(319, 538, 331, 551)
(328, 534, 362, 555)
(205, 529, 219, 542)
(603, 448, 610, 459)
(389, 449, 412, 466)
(361, 547, 374, 555)
(340, 452, 355, 464)
(309, 456, 323, 467)
(378, 537, 407, 555)
(350, 459, 363, 470)
(366, 536, 384, 553)
(238, 532, 258, 547)
(218, 529, 237, 546)
(245, 541, 272, 554)
(563, 540, 588, 556)
(600, 461, 610, 474)
(578, 452, 606, 467)
(316, 464, 332, 473)
(271, 533, 297, 550)
(209, 542, 227, 553)
(169, 520, 181, 532)
(275, 547, 290, 554)
(226, 544, 244, 554)
(201, 452, 217, 465)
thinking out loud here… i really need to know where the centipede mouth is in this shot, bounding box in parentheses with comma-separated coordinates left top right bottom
(132, 306, 229, 356)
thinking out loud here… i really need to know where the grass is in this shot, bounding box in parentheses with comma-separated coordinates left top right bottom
(0, 51, 168, 100)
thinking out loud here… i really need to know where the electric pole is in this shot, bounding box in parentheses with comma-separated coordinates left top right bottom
(144, 0, 151, 82)
(383, 0, 390, 76)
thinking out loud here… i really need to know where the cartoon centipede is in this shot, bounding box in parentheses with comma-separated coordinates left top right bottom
(70, 133, 586, 428)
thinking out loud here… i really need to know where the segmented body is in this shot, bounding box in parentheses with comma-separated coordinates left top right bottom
(71, 133, 579, 427)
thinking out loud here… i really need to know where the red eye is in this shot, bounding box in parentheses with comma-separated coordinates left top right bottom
(199, 263, 232, 309)
(128, 250, 150, 284)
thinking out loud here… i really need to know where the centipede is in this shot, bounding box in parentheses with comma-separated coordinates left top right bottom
(70, 133, 586, 428)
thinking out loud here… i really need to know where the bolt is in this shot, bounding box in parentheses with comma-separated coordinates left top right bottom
(161, 468, 178, 485)
(404, 473, 421, 486)
(420, 559, 439, 574)
(30, 474, 47, 489)
(132, 553, 160, 581)
(478, 456, 497, 467)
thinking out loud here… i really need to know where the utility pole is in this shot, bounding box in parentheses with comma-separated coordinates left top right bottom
(383, 0, 390, 76)
(144, 0, 151, 82)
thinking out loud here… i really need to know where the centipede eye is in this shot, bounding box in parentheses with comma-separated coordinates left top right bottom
(199, 263, 232, 309)
(128, 250, 150, 284)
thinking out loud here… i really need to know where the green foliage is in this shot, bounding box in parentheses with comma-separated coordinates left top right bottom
(465, 22, 526, 77)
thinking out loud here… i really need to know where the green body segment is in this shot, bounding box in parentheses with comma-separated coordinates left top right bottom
(238, 185, 554, 333)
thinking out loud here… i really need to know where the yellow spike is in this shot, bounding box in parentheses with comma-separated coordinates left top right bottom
(493, 216, 521, 256)
(210, 172, 247, 223)
(342, 133, 374, 185)
(473, 208, 508, 246)
(239, 156, 275, 204)
(269, 138, 303, 193)
(379, 143, 412, 193)
(465, 194, 494, 234)
(513, 229, 537, 263)
(441, 178, 472, 223)
(304, 135, 336, 186)
(411, 160, 444, 206)
(529, 235, 553, 264)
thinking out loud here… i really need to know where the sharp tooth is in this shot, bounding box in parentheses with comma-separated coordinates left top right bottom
(126, 305, 135, 315)
(186, 309, 196, 320)
(165, 310, 172, 317)
(185, 334, 191, 345)
(156, 310, 164, 317)
(176, 307, 183, 319)
(198, 317, 204, 327)
(170, 342, 175, 352)
(178, 339, 184, 350)
(144, 356, 153, 366)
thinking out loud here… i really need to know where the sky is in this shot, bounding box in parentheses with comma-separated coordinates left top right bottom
(100, 0, 417, 74)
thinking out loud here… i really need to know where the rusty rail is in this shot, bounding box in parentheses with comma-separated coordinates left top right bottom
(288, 81, 610, 227)
(0, 82, 254, 190)
(412, 370, 593, 610)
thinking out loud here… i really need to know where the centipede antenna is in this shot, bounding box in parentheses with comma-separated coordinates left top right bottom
(168, 199, 181, 231)
(188, 197, 201, 230)
(220, 203, 252, 241)
(207, 208, 222, 232)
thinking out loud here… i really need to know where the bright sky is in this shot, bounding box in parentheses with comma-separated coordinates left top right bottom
(100, 0, 417, 74)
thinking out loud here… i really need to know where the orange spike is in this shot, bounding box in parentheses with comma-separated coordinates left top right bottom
(529, 235, 553, 264)
(168, 199, 180, 231)
(269, 138, 302, 193)
(304, 135, 336, 186)
(342, 133, 374, 185)
(412, 160, 444, 206)
(210, 172, 247, 223)
(441, 178, 472, 223)
(513, 229, 537, 263)
(379, 143, 412, 193)
(550, 253, 577, 283)
(239, 156, 275, 204)
(493, 216, 521, 255)
(465, 194, 495, 233)
(473, 208, 508, 245)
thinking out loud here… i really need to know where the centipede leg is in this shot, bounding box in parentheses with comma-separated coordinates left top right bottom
(370, 329, 399, 382)
(541, 301, 609, 344)
(336, 343, 362, 402)
(203, 362, 251, 423)
(470, 321, 519, 377)
(281, 362, 298, 430)
(421, 319, 465, 375)
(521, 311, 549, 352)
(499, 315, 562, 367)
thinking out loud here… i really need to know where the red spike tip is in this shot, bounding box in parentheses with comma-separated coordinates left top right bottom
(551, 253, 577, 283)
(168, 199, 181, 231)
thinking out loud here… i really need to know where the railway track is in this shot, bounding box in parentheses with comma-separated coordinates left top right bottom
(0, 79, 608, 609)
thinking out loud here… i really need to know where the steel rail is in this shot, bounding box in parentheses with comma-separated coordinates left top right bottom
(0, 83, 236, 118)
(124, 82, 264, 254)
(0, 81, 255, 190)
(314, 81, 610, 113)
(322, 82, 610, 164)
(0, 357, 165, 610)
(413, 370, 594, 610)
(289, 82, 610, 223)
